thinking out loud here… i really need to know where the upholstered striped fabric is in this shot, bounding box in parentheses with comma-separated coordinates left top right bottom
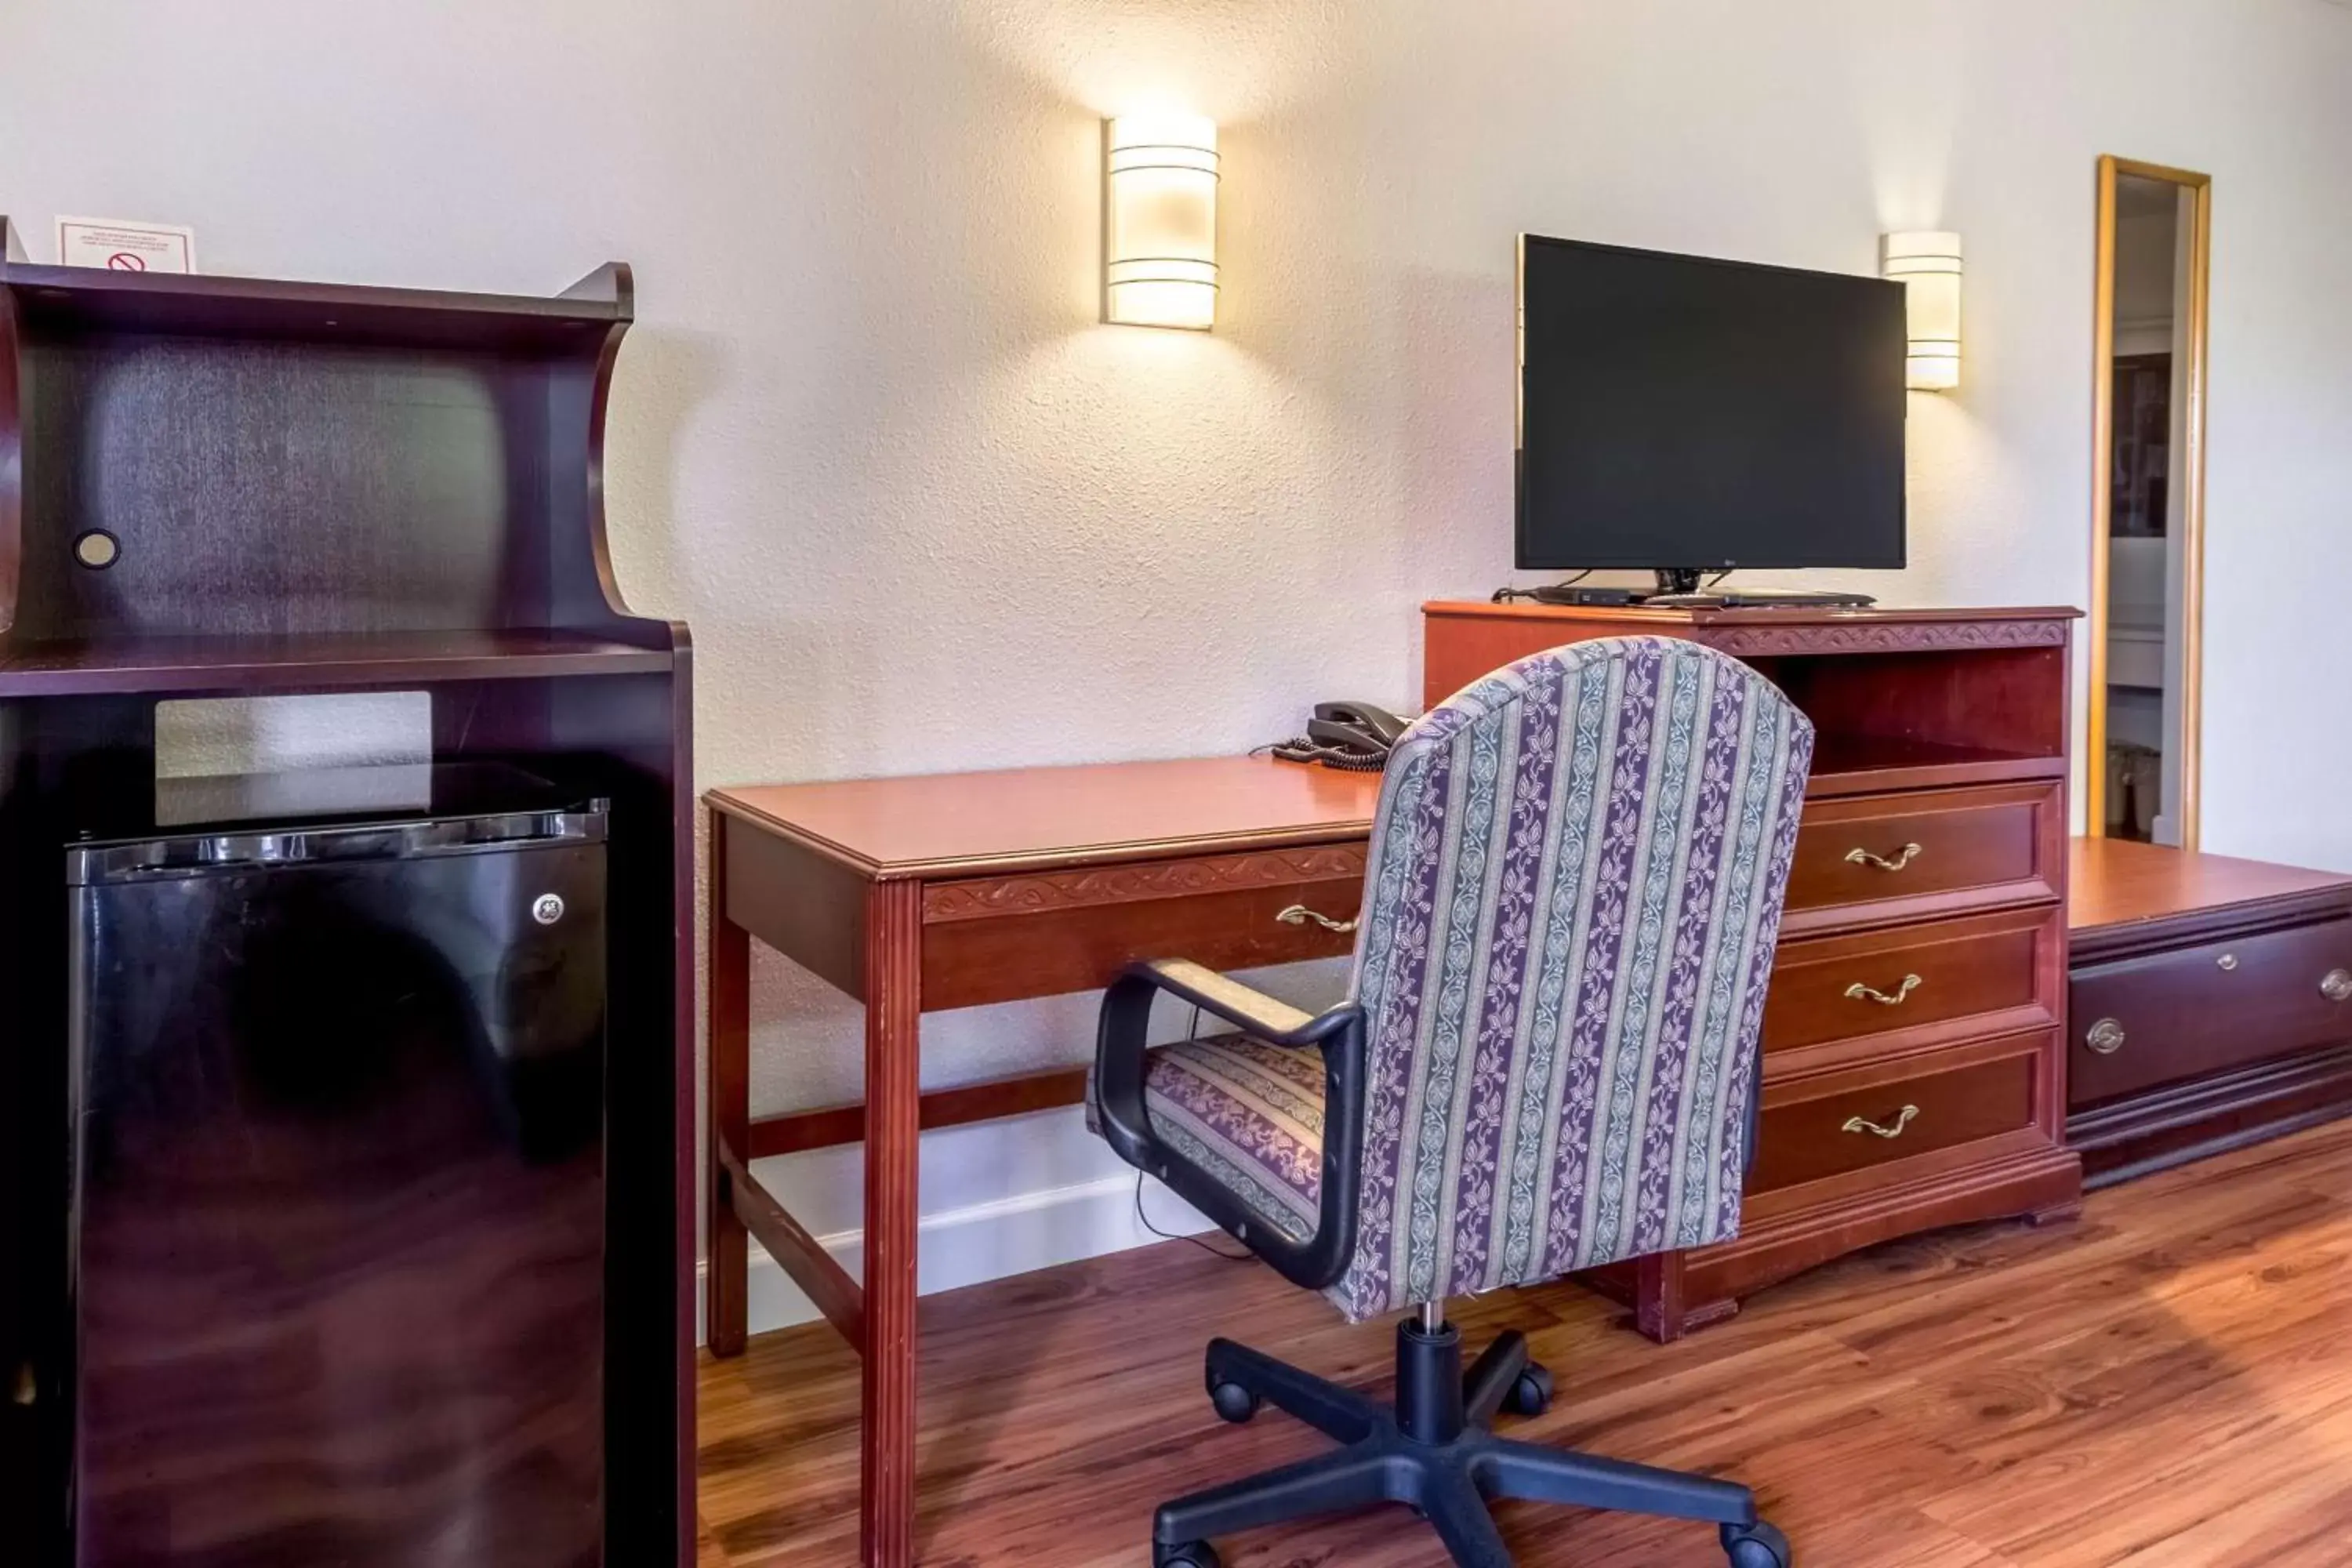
(1327, 637, 1813, 1319)
(1140, 1035, 1327, 1243)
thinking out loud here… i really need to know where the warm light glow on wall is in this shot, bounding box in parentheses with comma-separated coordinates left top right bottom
(1882, 231, 1963, 390)
(1104, 115, 1218, 331)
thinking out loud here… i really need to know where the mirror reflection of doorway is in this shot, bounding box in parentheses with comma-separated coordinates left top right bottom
(2090, 158, 2210, 848)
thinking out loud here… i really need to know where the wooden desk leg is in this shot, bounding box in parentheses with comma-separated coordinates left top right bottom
(862, 879, 924, 1568)
(706, 807, 752, 1360)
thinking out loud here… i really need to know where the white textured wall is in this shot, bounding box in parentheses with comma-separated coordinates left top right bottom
(8, 0, 2352, 1305)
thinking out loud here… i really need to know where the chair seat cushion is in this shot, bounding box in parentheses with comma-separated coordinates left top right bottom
(1142, 1034, 1327, 1244)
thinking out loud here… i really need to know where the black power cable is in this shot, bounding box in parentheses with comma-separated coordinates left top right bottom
(1130, 1000, 1253, 1261)
(1489, 571, 1592, 604)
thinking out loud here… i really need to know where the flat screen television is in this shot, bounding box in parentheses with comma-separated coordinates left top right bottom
(1515, 234, 1908, 590)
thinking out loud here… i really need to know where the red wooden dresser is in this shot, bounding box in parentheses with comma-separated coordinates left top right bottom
(1425, 601, 2084, 1339)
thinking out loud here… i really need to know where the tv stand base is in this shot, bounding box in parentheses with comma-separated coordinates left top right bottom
(1500, 582, 1878, 610)
(1649, 588, 1878, 609)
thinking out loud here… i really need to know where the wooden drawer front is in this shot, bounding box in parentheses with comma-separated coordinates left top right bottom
(2070, 917, 2352, 1106)
(1762, 906, 2058, 1056)
(920, 846, 1365, 1011)
(1751, 1049, 2037, 1192)
(1784, 782, 2061, 932)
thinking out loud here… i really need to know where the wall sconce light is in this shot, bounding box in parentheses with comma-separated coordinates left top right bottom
(1882, 231, 1963, 390)
(1104, 114, 1218, 331)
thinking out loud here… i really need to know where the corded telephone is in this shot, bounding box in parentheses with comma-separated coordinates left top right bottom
(1266, 700, 1410, 771)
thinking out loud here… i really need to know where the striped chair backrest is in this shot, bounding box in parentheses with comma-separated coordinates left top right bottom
(1330, 637, 1814, 1321)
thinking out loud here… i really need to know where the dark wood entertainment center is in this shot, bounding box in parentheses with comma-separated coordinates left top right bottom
(1425, 601, 2085, 1338)
(0, 220, 694, 1564)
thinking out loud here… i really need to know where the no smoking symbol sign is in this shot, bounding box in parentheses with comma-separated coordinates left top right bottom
(105, 252, 147, 271)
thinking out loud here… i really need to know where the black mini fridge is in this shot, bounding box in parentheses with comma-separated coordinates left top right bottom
(65, 766, 608, 1567)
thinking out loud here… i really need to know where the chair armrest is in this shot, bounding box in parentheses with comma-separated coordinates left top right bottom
(1116, 958, 1339, 1044)
(1093, 960, 1367, 1293)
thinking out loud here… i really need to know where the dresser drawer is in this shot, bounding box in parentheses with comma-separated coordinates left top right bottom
(2070, 916, 2352, 1106)
(919, 845, 1366, 1009)
(1762, 906, 2060, 1058)
(1783, 782, 2063, 934)
(1751, 1044, 2040, 1193)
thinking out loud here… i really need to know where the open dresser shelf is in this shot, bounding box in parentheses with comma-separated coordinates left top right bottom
(0, 254, 629, 347)
(0, 627, 677, 697)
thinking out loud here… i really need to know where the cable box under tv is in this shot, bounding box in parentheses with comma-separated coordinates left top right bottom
(1517, 585, 1647, 606)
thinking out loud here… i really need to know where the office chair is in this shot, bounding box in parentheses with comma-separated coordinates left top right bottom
(1091, 637, 1814, 1568)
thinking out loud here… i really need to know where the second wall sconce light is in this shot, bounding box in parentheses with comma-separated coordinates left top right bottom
(1882, 230, 1963, 390)
(1104, 114, 1218, 331)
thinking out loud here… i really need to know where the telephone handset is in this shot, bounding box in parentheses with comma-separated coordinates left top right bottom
(1267, 700, 1411, 771)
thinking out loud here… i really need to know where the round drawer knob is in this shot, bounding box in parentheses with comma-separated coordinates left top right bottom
(2216, 953, 2239, 972)
(2086, 1017, 2127, 1055)
(2323, 969, 2352, 1004)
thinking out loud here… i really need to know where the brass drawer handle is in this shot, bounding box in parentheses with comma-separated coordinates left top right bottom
(2085, 1017, 2127, 1055)
(1845, 974, 1923, 1007)
(1845, 842, 1924, 873)
(1843, 1105, 1920, 1140)
(2325, 969, 2352, 1004)
(1276, 905, 1358, 935)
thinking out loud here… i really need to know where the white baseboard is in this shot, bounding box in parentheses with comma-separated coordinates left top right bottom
(695, 1171, 1213, 1342)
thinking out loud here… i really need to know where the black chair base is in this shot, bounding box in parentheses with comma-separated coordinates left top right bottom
(1152, 1320, 1791, 1568)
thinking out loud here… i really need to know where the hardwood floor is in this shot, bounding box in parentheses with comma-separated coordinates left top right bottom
(698, 1117, 2352, 1566)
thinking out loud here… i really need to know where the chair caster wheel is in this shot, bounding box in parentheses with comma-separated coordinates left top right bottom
(1208, 1380, 1261, 1424)
(1722, 1519, 1791, 1568)
(1504, 1363, 1554, 1417)
(1156, 1539, 1221, 1568)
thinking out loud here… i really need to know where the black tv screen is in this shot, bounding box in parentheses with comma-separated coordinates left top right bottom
(1516, 235, 1907, 572)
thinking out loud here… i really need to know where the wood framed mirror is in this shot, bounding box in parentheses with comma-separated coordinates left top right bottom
(2087, 155, 2211, 848)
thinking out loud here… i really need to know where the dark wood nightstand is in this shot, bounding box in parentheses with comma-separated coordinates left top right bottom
(2069, 837, 2352, 1185)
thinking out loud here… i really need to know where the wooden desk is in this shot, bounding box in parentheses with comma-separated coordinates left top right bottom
(703, 757, 1383, 1568)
